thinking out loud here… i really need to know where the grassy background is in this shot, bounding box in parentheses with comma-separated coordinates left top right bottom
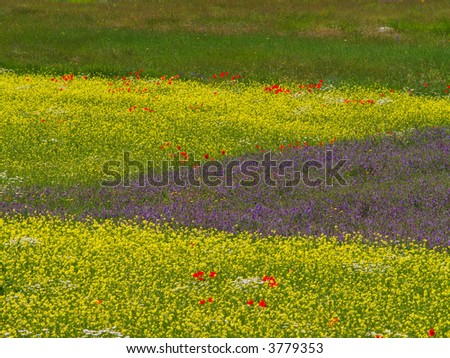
(0, 0, 448, 86)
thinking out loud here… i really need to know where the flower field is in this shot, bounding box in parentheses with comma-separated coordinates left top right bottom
(1, 70, 449, 338)
(1, 72, 449, 186)
(2, 216, 449, 338)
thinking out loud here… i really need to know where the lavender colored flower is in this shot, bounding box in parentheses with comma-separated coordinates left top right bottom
(2, 127, 449, 248)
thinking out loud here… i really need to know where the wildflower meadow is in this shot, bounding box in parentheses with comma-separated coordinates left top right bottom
(1, 0, 449, 340)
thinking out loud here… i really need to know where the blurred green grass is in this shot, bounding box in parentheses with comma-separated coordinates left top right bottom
(0, 0, 448, 86)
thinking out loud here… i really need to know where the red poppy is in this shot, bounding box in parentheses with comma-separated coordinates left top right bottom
(375, 335, 383, 338)
(208, 297, 213, 303)
(262, 275, 269, 282)
(95, 299, 102, 305)
(428, 329, 435, 337)
(199, 299, 206, 305)
(204, 154, 209, 160)
(268, 276, 278, 288)
(193, 271, 204, 278)
(259, 300, 267, 308)
(247, 300, 254, 306)
(221, 150, 226, 155)
(209, 271, 217, 278)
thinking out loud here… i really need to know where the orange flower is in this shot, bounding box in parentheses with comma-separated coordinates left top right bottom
(268, 276, 278, 288)
(329, 317, 339, 326)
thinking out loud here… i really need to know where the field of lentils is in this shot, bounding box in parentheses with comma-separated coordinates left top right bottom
(1, 0, 449, 338)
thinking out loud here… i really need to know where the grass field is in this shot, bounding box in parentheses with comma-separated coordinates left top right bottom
(1, 0, 449, 339)
(0, 0, 449, 85)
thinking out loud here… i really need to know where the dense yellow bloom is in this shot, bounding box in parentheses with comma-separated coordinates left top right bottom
(1, 72, 448, 186)
(2, 216, 449, 338)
